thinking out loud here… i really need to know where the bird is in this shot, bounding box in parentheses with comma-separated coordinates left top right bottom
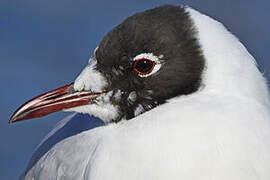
(10, 5, 270, 180)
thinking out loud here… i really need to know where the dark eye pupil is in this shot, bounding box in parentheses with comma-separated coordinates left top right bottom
(134, 59, 154, 74)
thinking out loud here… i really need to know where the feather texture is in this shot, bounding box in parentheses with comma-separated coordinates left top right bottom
(22, 6, 270, 180)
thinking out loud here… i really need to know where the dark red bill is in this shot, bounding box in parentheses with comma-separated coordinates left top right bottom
(9, 83, 104, 124)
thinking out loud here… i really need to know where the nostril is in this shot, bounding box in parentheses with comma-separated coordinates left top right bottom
(46, 94, 63, 101)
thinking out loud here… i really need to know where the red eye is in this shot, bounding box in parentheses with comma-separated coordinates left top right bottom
(134, 58, 156, 75)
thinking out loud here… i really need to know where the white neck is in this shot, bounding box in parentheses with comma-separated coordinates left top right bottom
(186, 7, 270, 106)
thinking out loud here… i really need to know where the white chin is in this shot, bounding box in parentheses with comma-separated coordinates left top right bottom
(64, 103, 119, 124)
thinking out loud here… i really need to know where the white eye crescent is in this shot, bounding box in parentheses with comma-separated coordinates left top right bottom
(133, 53, 163, 77)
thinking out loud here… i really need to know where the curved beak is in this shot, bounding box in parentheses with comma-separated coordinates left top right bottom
(9, 83, 103, 124)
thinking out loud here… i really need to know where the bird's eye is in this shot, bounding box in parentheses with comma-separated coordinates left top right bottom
(134, 58, 156, 75)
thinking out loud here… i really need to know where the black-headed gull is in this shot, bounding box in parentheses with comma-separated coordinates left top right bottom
(11, 5, 270, 180)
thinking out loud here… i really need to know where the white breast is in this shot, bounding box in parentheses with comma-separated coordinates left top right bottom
(23, 93, 270, 180)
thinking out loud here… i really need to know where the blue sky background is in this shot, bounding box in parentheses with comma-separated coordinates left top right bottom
(1, 0, 270, 179)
